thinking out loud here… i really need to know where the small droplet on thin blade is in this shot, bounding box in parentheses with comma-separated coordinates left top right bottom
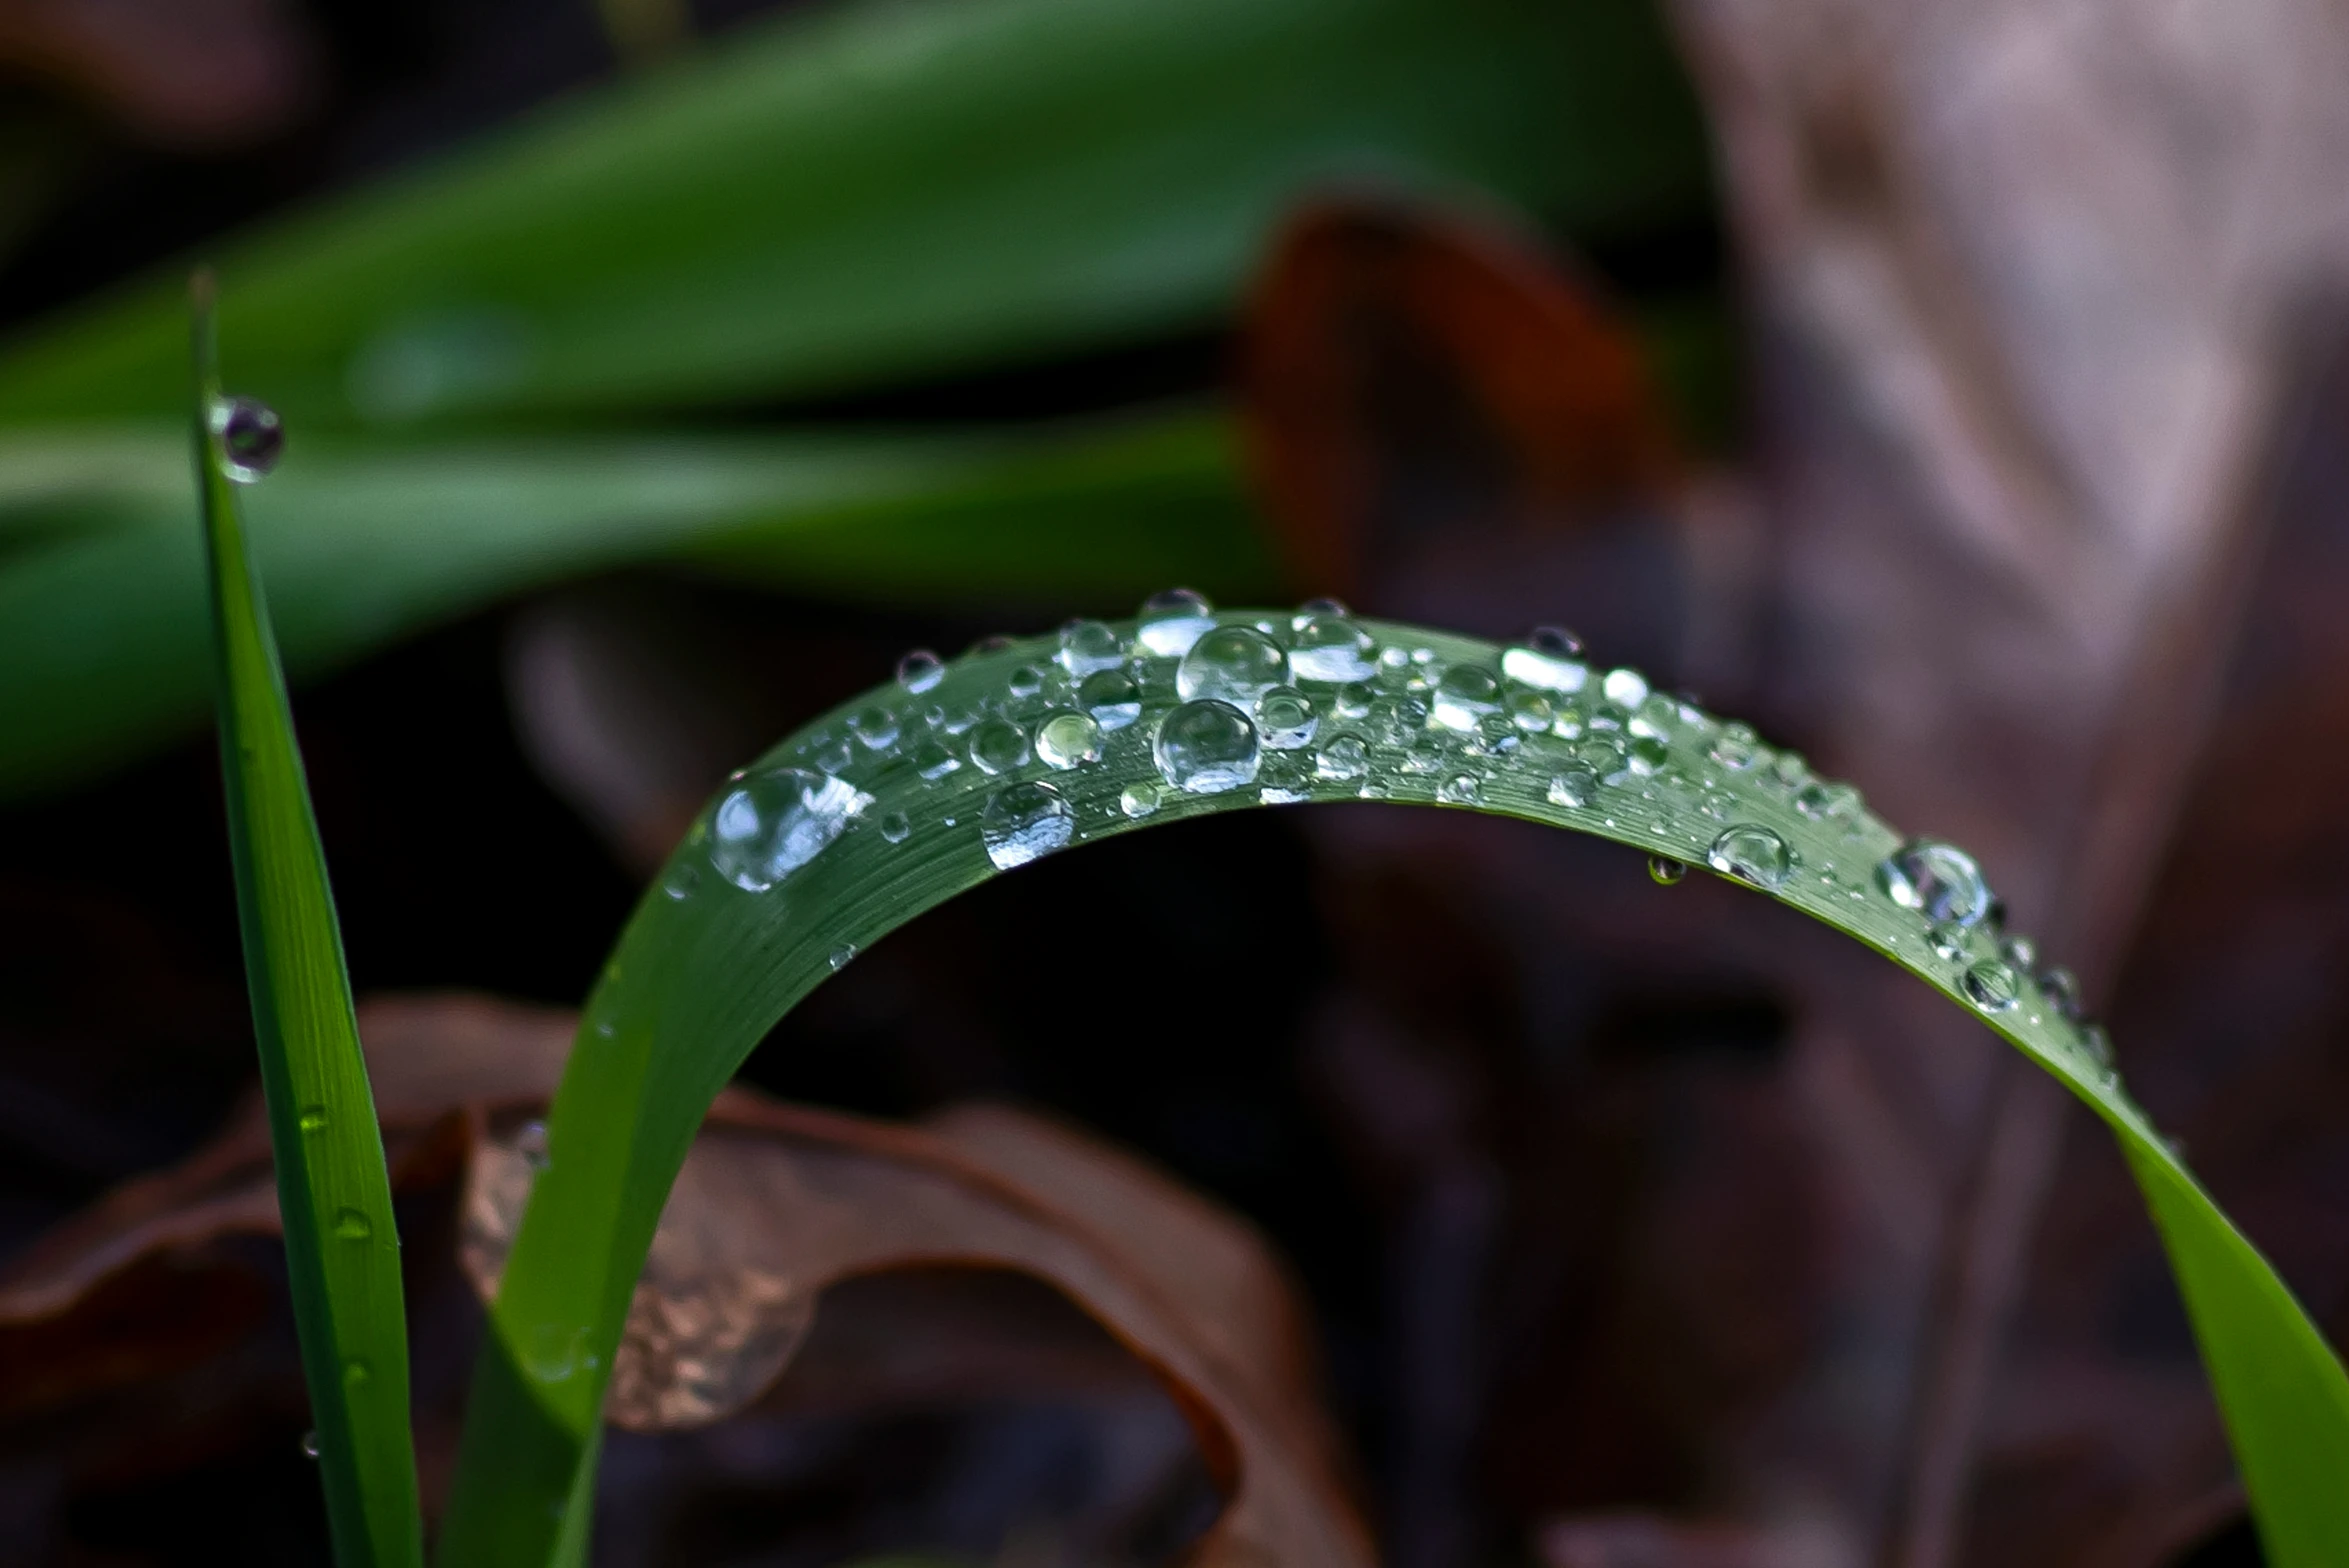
(211, 395, 284, 482)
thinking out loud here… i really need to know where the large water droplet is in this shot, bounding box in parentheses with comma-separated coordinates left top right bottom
(2037, 966, 2083, 1020)
(661, 861, 701, 901)
(895, 649, 945, 694)
(968, 719, 1031, 775)
(1315, 733, 1368, 781)
(1136, 589, 1216, 657)
(1795, 781, 1859, 821)
(1256, 687, 1317, 749)
(1120, 781, 1162, 818)
(1155, 699, 1260, 794)
(879, 810, 912, 844)
(1709, 724, 1760, 770)
(1079, 668, 1142, 730)
(1649, 855, 1688, 886)
(848, 705, 900, 750)
(1601, 668, 1650, 706)
(1500, 635, 1589, 694)
(1877, 839, 1994, 926)
(710, 768, 872, 892)
(913, 738, 961, 781)
(1548, 767, 1598, 808)
(1289, 612, 1378, 683)
(1963, 959, 2020, 1012)
(1035, 710, 1102, 769)
(526, 1323, 586, 1383)
(1176, 626, 1287, 707)
(1057, 618, 1125, 677)
(211, 396, 284, 482)
(1438, 773, 1481, 804)
(1708, 825, 1793, 889)
(333, 1208, 373, 1242)
(982, 781, 1075, 868)
(1431, 666, 1502, 732)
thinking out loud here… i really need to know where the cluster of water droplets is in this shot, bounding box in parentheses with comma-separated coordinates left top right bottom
(650, 589, 2122, 1100)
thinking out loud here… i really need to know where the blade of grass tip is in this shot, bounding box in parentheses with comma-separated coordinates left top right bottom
(443, 610, 2349, 1568)
(190, 271, 423, 1568)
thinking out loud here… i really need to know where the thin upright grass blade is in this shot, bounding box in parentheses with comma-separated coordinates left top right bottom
(446, 610, 2349, 1568)
(190, 278, 424, 1568)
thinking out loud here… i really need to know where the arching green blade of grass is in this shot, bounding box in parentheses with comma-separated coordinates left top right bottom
(446, 610, 2349, 1568)
(0, 409, 1260, 798)
(0, 0, 1709, 430)
(190, 292, 423, 1568)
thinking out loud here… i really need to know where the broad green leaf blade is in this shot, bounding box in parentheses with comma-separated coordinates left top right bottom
(191, 298, 424, 1568)
(0, 410, 1261, 798)
(0, 0, 1708, 429)
(450, 612, 2349, 1568)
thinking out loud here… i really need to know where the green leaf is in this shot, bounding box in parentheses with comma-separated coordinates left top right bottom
(190, 290, 424, 1568)
(0, 0, 1709, 430)
(0, 409, 1263, 799)
(446, 611, 2349, 1568)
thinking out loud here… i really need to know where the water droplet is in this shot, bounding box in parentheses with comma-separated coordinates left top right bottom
(1709, 723, 1760, 770)
(517, 1120, 550, 1169)
(301, 1431, 321, 1459)
(1176, 625, 1288, 707)
(211, 396, 284, 481)
(1795, 781, 1859, 820)
(1369, 694, 1428, 746)
(1548, 767, 1598, 808)
(1575, 734, 1628, 782)
(848, 705, 900, 750)
(2037, 966, 2083, 1020)
(895, 649, 945, 694)
(333, 1208, 373, 1242)
(1648, 856, 1689, 886)
(967, 633, 1016, 657)
(1374, 645, 1417, 690)
(1531, 625, 1584, 659)
(968, 719, 1031, 775)
(1258, 749, 1312, 803)
(982, 781, 1075, 868)
(710, 769, 872, 892)
(1075, 668, 1142, 730)
(1708, 825, 1793, 889)
(1771, 751, 1810, 788)
(1057, 618, 1126, 677)
(1928, 919, 1972, 961)
(1601, 668, 1650, 706)
(1506, 689, 1554, 732)
(1292, 596, 1350, 626)
(2079, 1023, 2114, 1068)
(2000, 934, 2038, 971)
(1035, 710, 1102, 769)
(343, 1358, 371, 1389)
(1877, 839, 1994, 926)
(913, 738, 961, 780)
(660, 860, 701, 900)
(1006, 664, 1048, 702)
(1136, 589, 1216, 657)
(297, 1105, 328, 1134)
(879, 811, 912, 844)
(1501, 634, 1589, 694)
(1438, 773, 1481, 804)
(1315, 733, 1369, 781)
(1963, 959, 2020, 1012)
(1255, 687, 1317, 749)
(1155, 699, 1260, 794)
(1332, 683, 1374, 721)
(1289, 612, 1378, 683)
(1626, 735, 1669, 775)
(1120, 781, 1162, 818)
(1431, 666, 1502, 732)
(829, 944, 857, 971)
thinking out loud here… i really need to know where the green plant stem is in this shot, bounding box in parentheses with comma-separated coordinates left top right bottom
(192, 282, 424, 1568)
(441, 614, 2349, 1568)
